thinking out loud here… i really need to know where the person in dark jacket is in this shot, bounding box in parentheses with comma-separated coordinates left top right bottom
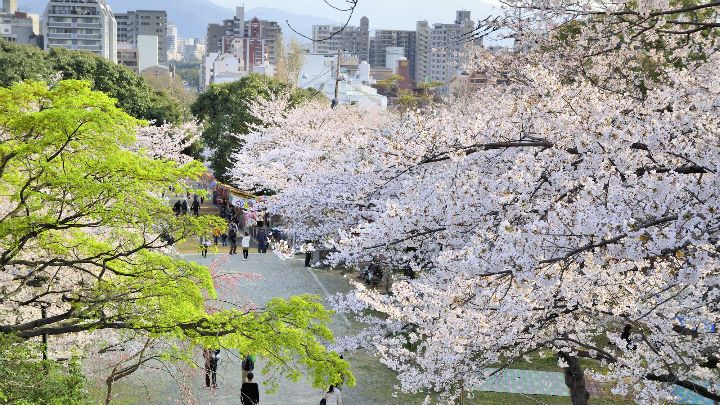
(240, 372, 260, 405)
(204, 348, 220, 388)
(191, 197, 200, 217)
(181, 200, 189, 215)
(173, 200, 182, 216)
(256, 230, 268, 253)
(228, 223, 239, 255)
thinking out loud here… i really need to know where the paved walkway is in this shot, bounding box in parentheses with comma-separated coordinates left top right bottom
(105, 250, 585, 404)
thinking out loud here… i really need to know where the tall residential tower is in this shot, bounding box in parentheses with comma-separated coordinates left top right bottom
(43, 0, 117, 62)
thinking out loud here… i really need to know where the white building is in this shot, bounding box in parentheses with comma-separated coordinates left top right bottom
(298, 54, 387, 110)
(166, 22, 177, 56)
(0, 11, 39, 45)
(385, 46, 406, 73)
(311, 16, 369, 62)
(200, 49, 277, 91)
(427, 10, 478, 92)
(1, 0, 16, 13)
(137, 34, 158, 72)
(43, 0, 117, 62)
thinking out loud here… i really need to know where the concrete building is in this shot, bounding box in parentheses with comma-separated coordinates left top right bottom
(1, 0, 16, 13)
(205, 6, 281, 65)
(43, 0, 117, 62)
(385, 46, 405, 73)
(116, 42, 138, 71)
(201, 7, 283, 90)
(114, 10, 167, 64)
(297, 53, 388, 110)
(0, 11, 40, 45)
(427, 10, 478, 92)
(312, 16, 369, 62)
(369, 29, 416, 80)
(137, 34, 158, 71)
(178, 37, 204, 61)
(166, 22, 177, 56)
(414, 20, 431, 82)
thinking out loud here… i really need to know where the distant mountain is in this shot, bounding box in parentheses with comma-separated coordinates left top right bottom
(16, 1, 335, 40)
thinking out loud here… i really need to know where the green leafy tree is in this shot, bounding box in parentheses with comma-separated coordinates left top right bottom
(170, 61, 201, 91)
(0, 40, 53, 86)
(0, 39, 186, 124)
(0, 80, 352, 399)
(191, 74, 316, 183)
(0, 334, 90, 405)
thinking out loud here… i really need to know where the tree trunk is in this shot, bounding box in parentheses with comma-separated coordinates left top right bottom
(104, 377, 114, 405)
(560, 352, 590, 405)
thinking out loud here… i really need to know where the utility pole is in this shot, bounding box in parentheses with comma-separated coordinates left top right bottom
(332, 48, 342, 108)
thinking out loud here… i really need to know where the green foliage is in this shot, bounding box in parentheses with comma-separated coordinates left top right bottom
(0, 39, 186, 124)
(0, 40, 53, 85)
(191, 74, 315, 183)
(0, 80, 352, 390)
(0, 334, 90, 405)
(170, 61, 201, 91)
(376, 74, 405, 95)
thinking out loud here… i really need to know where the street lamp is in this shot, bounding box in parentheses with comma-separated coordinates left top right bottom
(26, 276, 49, 361)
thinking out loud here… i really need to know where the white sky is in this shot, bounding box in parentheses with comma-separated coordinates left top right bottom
(210, 0, 503, 31)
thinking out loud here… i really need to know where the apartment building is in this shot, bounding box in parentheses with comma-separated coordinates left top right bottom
(115, 9, 167, 64)
(414, 20, 431, 82)
(427, 10, 477, 91)
(369, 29, 416, 80)
(43, 0, 117, 62)
(1, 0, 16, 13)
(0, 11, 40, 45)
(312, 16, 369, 62)
(205, 6, 281, 65)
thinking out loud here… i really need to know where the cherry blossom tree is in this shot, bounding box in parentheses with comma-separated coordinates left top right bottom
(229, 1, 720, 403)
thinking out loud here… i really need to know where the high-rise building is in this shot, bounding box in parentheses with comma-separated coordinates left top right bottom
(206, 6, 245, 54)
(369, 29, 416, 80)
(166, 22, 177, 55)
(201, 7, 284, 92)
(427, 11, 477, 91)
(414, 20, 431, 83)
(114, 10, 167, 64)
(43, 0, 117, 62)
(311, 16, 369, 62)
(1, 0, 16, 13)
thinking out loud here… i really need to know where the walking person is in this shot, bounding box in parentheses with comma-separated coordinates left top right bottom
(203, 348, 220, 389)
(200, 235, 211, 257)
(322, 385, 342, 405)
(240, 372, 260, 405)
(228, 222, 239, 255)
(181, 199, 189, 215)
(191, 197, 200, 217)
(241, 354, 256, 383)
(213, 227, 221, 246)
(173, 200, 182, 216)
(241, 232, 251, 260)
(256, 230, 268, 254)
(303, 241, 314, 268)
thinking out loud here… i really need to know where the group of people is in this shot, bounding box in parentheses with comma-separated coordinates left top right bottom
(203, 349, 343, 405)
(201, 223, 271, 259)
(173, 195, 202, 217)
(203, 351, 261, 405)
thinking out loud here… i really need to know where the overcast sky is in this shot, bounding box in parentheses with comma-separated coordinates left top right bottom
(210, 0, 503, 31)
